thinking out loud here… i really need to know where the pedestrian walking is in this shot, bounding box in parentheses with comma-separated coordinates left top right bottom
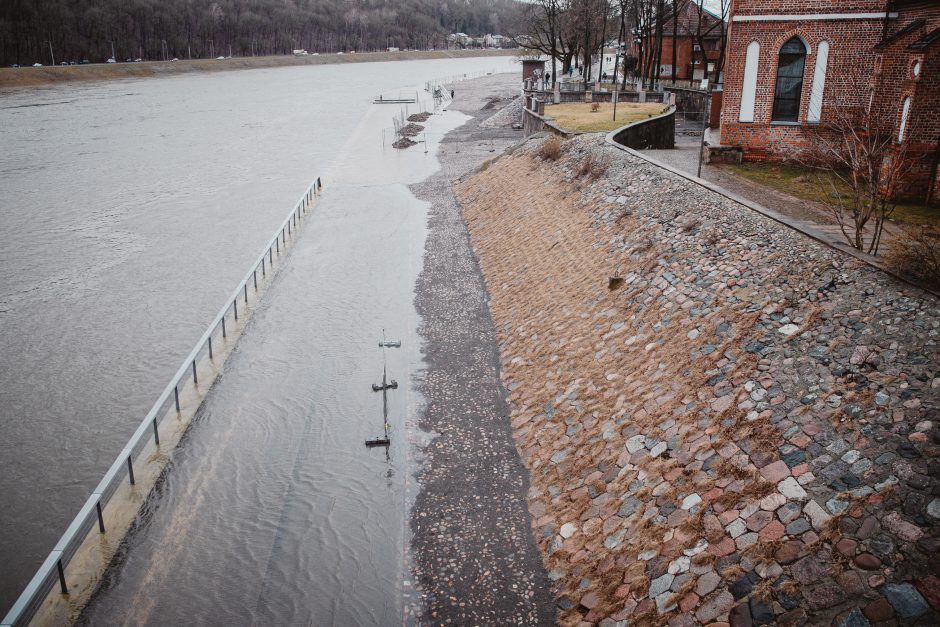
(450, 89, 454, 99)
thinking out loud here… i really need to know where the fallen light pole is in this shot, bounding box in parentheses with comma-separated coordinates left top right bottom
(366, 331, 400, 448)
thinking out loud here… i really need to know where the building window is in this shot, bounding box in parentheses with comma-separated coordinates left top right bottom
(739, 41, 760, 123)
(807, 40, 829, 123)
(898, 97, 911, 144)
(772, 37, 808, 122)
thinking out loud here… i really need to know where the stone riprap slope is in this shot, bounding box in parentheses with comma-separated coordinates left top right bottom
(454, 134, 939, 626)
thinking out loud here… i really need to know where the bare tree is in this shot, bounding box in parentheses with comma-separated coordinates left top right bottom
(795, 102, 913, 255)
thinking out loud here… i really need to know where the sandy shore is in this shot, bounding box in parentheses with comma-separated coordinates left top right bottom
(0, 49, 516, 91)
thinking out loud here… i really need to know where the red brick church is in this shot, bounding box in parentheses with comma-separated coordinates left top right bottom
(718, 0, 940, 204)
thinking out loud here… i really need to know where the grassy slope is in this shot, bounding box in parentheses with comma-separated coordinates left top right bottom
(727, 162, 939, 226)
(0, 49, 517, 91)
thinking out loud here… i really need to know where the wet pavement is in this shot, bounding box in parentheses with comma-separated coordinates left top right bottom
(408, 77, 556, 624)
(77, 73, 556, 625)
(0, 56, 516, 614)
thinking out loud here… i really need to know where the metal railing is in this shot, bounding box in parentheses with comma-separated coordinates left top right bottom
(1, 175, 324, 627)
(423, 67, 511, 94)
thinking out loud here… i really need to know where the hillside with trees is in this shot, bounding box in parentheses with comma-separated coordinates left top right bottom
(0, 0, 523, 66)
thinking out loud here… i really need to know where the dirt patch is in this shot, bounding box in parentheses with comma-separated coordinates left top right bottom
(399, 123, 424, 138)
(392, 137, 417, 149)
(408, 112, 432, 123)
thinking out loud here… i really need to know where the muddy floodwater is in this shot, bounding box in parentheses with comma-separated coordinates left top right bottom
(0, 56, 513, 615)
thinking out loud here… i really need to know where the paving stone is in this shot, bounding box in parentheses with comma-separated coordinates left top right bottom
(863, 597, 895, 622)
(791, 554, 828, 585)
(775, 540, 803, 564)
(882, 512, 923, 542)
(834, 607, 871, 627)
(881, 582, 929, 618)
(802, 500, 831, 530)
(854, 553, 881, 570)
(915, 575, 940, 612)
(809, 582, 847, 610)
(695, 590, 735, 623)
(649, 573, 675, 599)
(729, 602, 752, 627)
(777, 477, 807, 500)
(696, 570, 721, 597)
(760, 460, 790, 482)
(777, 502, 802, 524)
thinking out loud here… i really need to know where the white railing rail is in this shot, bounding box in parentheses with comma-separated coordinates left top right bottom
(1, 175, 323, 627)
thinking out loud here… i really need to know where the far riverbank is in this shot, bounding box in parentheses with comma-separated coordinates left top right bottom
(0, 48, 517, 90)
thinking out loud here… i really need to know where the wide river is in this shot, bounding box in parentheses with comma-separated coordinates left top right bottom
(0, 55, 515, 617)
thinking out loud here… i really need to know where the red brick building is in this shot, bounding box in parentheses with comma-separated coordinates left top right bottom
(635, 3, 725, 82)
(718, 0, 940, 204)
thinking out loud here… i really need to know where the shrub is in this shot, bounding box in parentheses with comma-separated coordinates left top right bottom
(538, 135, 563, 161)
(679, 216, 702, 232)
(885, 224, 940, 291)
(578, 153, 609, 181)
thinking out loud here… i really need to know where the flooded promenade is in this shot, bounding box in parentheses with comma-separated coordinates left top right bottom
(0, 56, 514, 614)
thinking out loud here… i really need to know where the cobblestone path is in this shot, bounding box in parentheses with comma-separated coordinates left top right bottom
(456, 133, 939, 626)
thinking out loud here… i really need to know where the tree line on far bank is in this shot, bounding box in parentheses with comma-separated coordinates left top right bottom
(0, 0, 524, 66)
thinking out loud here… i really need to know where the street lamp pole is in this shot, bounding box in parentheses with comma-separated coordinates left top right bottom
(45, 40, 55, 66)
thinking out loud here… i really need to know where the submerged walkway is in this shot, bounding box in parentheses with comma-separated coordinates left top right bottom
(77, 74, 554, 626)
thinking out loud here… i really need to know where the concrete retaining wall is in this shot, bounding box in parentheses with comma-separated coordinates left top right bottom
(610, 105, 676, 150)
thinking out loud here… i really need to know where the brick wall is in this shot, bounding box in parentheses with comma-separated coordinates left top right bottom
(720, 18, 883, 154)
(731, 1, 890, 14)
(720, 1, 940, 204)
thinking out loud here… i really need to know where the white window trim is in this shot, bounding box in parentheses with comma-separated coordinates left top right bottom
(733, 12, 897, 22)
(739, 41, 759, 122)
(898, 97, 911, 144)
(807, 41, 829, 123)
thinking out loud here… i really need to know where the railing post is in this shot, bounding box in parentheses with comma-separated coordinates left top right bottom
(233, 299, 238, 321)
(96, 500, 105, 533)
(270, 247, 274, 263)
(208, 336, 213, 359)
(57, 559, 68, 595)
(174, 385, 180, 412)
(276, 238, 280, 254)
(152, 417, 160, 445)
(126, 456, 135, 485)
(192, 359, 198, 384)
(244, 283, 248, 304)
(222, 317, 227, 338)
(262, 258, 266, 276)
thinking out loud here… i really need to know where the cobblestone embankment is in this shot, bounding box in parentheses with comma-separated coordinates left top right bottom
(455, 133, 940, 626)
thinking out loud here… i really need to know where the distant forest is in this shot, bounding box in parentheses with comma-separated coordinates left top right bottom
(0, 0, 524, 66)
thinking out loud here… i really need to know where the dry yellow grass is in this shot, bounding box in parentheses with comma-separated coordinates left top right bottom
(545, 102, 668, 132)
